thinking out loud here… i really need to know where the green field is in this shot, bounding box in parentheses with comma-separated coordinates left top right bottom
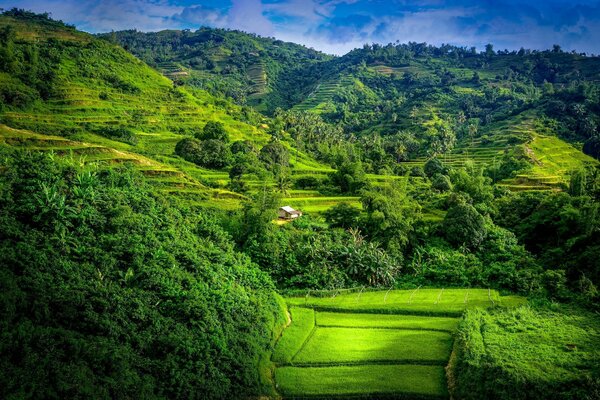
(293, 327, 452, 364)
(316, 312, 459, 331)
(287, 288, 525, 316)
(273, 288, 526, 398)
(276, 364, 448, 398)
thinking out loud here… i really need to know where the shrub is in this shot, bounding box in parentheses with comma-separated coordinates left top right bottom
(443, 202, 487, 249)
(424, 158, 447, 178)
(198, 121, 229, 142)
(259, 141, 289, 170)
(293, 175, 322, 190)
(323, 202, 361, 229)
(431, 173, 452, 192)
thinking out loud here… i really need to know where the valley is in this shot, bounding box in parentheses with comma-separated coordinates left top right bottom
(0, 8, 599, 400)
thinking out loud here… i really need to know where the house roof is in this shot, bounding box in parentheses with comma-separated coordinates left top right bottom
(279, 206, 300, 214)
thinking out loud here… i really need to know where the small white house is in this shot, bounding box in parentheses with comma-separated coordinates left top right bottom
(278, 206, 302, 220)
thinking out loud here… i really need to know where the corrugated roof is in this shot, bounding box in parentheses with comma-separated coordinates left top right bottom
(280, 206, 296, 212)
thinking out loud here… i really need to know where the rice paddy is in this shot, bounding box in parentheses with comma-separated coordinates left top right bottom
(272, 288, 525, 398)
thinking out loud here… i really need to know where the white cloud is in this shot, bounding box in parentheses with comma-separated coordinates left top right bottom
(228, 0, 274, 36)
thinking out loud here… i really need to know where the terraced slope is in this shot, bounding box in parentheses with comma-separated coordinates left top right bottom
(292, 76, 354, 113)
(272, 289, 525, 399)
(401, 114, 598, 192)
(0, 14, 361, 213)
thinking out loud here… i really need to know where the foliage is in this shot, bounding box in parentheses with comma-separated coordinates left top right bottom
(175, 138, 231, 168)
(442, 201, 487, 250)
(450, 305, 600, 400)
(198, 121, 229, 142)
(259, 141, 289, 171)
(328, 161, 369, 194)
(424, 158, 448, 178)
(323, 202, 361, 229)
(360, 183, 421, 255)
(0, 151, 282, 399)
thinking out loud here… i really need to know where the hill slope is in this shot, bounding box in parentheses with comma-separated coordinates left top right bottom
(108, 30, 600, 191)
(102, 28, 333, 112)
(0, 11, 342, 211)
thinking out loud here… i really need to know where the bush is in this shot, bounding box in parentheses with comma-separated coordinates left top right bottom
(259, 141, 289, 170)
(410, 166, 426, 178)
(449, 306, 600, 400)
(431, 173, 452, 192)
(443, 202, 487, 249)
(323, 202, 361, 229)
(424, 158, 447, 178)
(198, 121, 229, 142)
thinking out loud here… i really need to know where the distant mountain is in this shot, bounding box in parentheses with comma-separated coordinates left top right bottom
(107, 29, 600, 155)
(100, 28, 333, 113)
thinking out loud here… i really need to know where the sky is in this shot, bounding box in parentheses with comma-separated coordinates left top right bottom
(2, 0, 600, 55)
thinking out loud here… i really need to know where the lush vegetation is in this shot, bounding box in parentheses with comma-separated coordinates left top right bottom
(449, 305, 600, 399)
(0, 150, 284, 399)
(0, 8, 599, 400)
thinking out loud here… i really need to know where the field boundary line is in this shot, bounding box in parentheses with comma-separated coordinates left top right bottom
(298, 306, 463, 318)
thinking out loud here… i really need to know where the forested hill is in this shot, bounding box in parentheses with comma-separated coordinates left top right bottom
(108, 28, 600, 163)
(101, 28, 333, 112)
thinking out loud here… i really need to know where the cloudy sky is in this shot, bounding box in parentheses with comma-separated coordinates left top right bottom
(2, 0, 600, 55)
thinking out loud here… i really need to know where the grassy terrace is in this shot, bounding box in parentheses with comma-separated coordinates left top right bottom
(272, 288, 525, 399)
(292, 76, 354, 113)
(399, 114, 598, 193)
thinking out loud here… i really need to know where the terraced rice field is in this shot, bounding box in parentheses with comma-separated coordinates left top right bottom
(273, 288, 525, 399)
(292, 76, 353, 113)
(400, 115, 598, 193)
(247, 62, 268, 97)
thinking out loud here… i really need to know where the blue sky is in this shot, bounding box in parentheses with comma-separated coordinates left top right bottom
(2, 0, 600, 55)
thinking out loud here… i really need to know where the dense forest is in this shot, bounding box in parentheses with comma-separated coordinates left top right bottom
(0, 8, 599, 400)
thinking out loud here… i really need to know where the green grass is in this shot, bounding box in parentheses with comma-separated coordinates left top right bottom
(272, 307, 315, 364)
(275, 364, 448, 398)
(287, 288, 525, 317)
(450, 305, 600, 399)
(293, 327, 452, 365)
(316, 312, 459, 332)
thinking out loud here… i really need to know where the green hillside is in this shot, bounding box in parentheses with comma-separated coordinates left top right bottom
(0, 12, 356, 213)
(102, 28, 333, 112)
(112, 30, 600, 195)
